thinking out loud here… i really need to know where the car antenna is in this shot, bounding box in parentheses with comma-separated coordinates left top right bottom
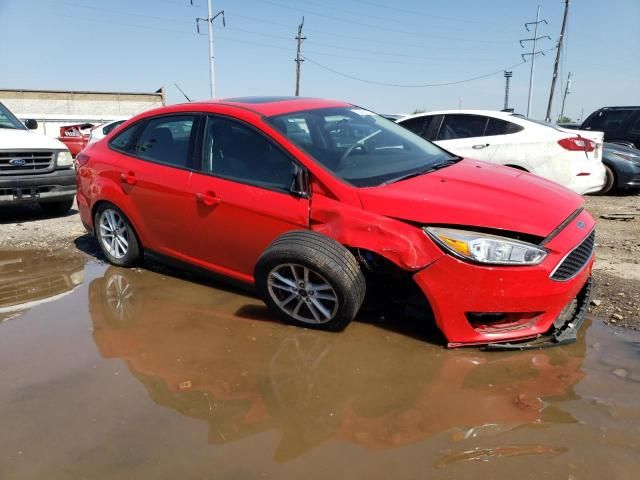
(174, 83, 192, 102)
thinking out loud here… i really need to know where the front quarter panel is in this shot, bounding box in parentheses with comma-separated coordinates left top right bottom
(310, 193, 443, 270)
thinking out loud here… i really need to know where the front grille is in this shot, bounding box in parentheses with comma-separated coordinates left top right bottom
(0, 151, 55, 175)
(551, 230, 595, 281)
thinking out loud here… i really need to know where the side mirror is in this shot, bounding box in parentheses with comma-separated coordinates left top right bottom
(290, 163, 310, 198)
(25, 119, 38, 130)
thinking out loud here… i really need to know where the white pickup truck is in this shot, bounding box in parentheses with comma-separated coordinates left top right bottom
(0, 102, 76, 215)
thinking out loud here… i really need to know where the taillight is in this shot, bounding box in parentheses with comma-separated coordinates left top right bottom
(558, 137, 595, 152)
(75, 153, 90, 167)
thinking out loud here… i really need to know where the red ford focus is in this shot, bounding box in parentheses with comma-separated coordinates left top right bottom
(75, 97, 595, 349)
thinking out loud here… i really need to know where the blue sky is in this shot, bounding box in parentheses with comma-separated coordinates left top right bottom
(1, 0, 638, 121)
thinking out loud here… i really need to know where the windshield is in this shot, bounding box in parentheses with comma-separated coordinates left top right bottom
(0, 103, 26, 130)
(267, 107, 457, 187)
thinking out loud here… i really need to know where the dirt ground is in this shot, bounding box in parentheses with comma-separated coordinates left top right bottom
(1, 193, 639, 328)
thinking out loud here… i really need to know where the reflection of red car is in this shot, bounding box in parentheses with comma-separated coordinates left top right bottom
(58, 123, 94, 156)
(89, 267, 586, 461)
(76, 97, 595, 348)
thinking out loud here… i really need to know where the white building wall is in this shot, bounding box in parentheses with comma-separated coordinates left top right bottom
(0, 89, 164, 137)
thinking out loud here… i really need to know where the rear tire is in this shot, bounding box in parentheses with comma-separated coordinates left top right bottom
(94, 204, 142, 267)
(39, 198, 74, 216)
(255, 231, 366, 331)
(597, 165, 616, 195)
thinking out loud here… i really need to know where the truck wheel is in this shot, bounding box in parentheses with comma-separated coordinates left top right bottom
(39, 199, 74, 216)
(255, 231, 366, 331)
(94, 204, 142, 267)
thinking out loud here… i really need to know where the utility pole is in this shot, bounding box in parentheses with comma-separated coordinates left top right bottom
(195, 0, 225, 99)
(558, 72, 572, 121)
(545, 0, 570, 122)
(520, 5, 549, 118)
(294, 17, 306, 96)
(503, 71, 513, 111)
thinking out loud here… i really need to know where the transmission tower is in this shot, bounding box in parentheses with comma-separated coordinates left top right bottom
(520, 5, 550, 118)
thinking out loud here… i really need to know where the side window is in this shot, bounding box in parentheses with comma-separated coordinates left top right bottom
(585, 110, 632, 132)
(437, 114, 488, 140)
(132, 115, 195, 168)
(202, 116, 295, 192)
(630, 114, 640, 134)
(485, 118, 524, 136)
(109, 124, 137, 151)
(398, 116, 430, 136)
(103, 120, 125, 136)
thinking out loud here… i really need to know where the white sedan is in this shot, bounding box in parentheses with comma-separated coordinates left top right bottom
(87, 119, 127, 145)
(396, 110, 605, 194)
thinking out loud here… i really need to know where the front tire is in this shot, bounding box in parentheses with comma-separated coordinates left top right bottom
(255, 231, 366, 331)
(94, 204, 142, 267)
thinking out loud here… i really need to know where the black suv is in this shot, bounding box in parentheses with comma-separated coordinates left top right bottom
(581, 106, 640, 149)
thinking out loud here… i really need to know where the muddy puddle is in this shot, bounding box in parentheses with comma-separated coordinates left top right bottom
(1, 249, 640, 479)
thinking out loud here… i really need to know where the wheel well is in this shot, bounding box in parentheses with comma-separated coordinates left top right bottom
(351, 248, 435, 324)
(91, 200, 144, 250)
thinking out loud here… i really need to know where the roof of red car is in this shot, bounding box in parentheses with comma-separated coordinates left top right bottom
(194, 96, 351, 116)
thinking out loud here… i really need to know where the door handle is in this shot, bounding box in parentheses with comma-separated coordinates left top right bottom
(472, 144, 490, 149)
(120, 171, 137, 185)
(196, 192, 221, 207)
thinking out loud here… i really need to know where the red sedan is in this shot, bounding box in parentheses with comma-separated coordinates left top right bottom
(75, 97, 595, 348)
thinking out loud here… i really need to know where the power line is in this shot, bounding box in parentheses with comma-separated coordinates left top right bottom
(302, 56, 535, 88)
(352, 0, 507, 26)
(254, 0, 513, 45)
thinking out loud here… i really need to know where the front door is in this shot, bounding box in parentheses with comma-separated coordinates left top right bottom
(186, 115, 309, 282)
(434, 114, 499, 162)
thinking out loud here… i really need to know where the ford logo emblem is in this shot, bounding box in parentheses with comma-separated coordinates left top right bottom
(577, 220, 585, 229)
(9, 158, 27, 166)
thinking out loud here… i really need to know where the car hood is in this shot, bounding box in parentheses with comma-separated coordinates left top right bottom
(0, 128, 69, 151)
(358, 160, 584, 238)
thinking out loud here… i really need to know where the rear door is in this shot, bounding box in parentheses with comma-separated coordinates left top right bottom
(111, 114, 198, 258)
(186, 115, 310, 281)
(433, 114, 499, 162)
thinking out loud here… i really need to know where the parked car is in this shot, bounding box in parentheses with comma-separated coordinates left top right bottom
(581, 106, 640, 149)
(76, 96, 595, 349)
(557, 122, 581, 130)
(57, 123, 94, 157)
(396, 109, 605, 195)
(598, 142, 640, 194)
(88, 119, 127, 145)
(0, 102, 76, 215)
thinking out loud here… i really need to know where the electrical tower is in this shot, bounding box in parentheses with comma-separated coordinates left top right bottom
(294, 17, 306, 96)
(520, 5, 549, 118)
(194, 0, 225, 99)
(545, 0, 570, 122)
(503, 71, 512, 111)
(558, 72, 572, 121)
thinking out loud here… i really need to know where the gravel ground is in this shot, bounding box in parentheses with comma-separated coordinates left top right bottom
(1, 193, 639, 328)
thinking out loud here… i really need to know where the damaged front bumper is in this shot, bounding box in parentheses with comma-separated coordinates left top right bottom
(484, 277, 592, 350)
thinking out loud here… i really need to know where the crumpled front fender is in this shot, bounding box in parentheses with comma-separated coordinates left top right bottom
(310, 195, 443, 270)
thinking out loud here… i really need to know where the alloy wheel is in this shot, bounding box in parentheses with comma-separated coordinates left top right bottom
(267, 263, 339, 324)
(99, 209, 130, 259)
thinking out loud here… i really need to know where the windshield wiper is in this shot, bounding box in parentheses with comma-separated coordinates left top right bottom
(381, 157, 460, 185)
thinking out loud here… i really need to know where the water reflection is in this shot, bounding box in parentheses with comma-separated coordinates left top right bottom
(0, 250, 85, 322)
(90, 266, 586, 462)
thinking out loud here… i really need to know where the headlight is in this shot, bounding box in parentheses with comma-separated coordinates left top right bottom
(56, 151, 73, 167)
(424, 227, 547, 265)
